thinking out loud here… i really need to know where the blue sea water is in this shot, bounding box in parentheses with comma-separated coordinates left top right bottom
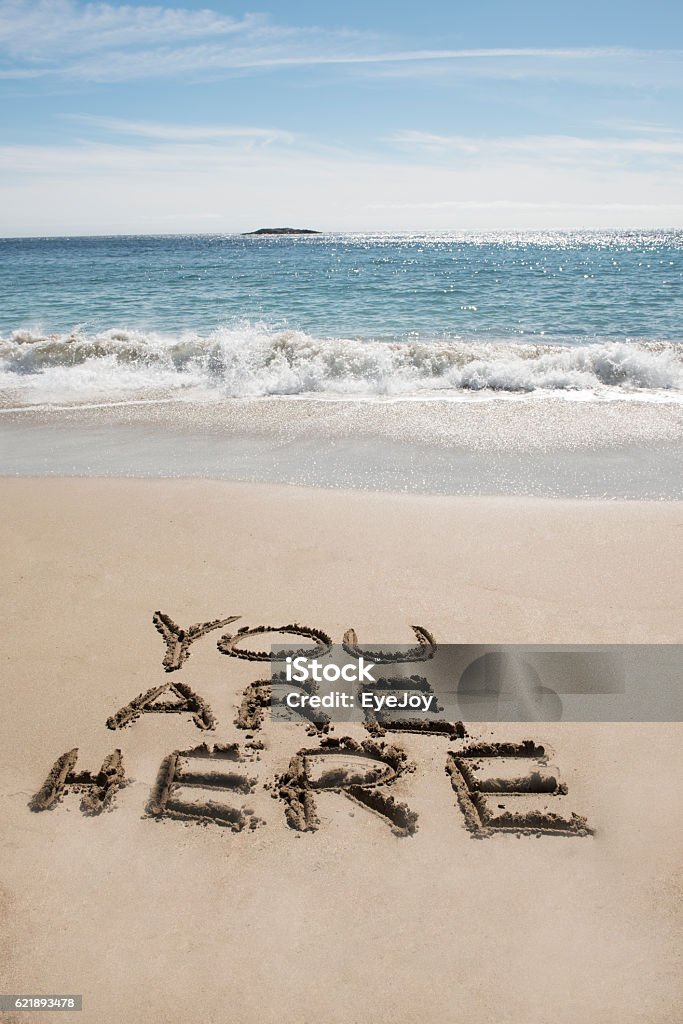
(0, 231, 682, 404)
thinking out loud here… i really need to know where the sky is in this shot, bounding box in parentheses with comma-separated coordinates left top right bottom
(1, 0, 682, 235)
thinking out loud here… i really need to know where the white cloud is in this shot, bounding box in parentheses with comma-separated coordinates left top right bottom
(1, 133, 682, 234)
(368, 199, 683, 213)
(597, 121, 683, 137)
(388, 130, 683, 167)
(66, 115, 295, 144)
(0, 3, 681, 84)
(49, 44, 683, 85)
(0, 1, 258, 57)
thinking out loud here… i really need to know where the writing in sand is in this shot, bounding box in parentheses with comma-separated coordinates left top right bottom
(29, 611, 592, 841)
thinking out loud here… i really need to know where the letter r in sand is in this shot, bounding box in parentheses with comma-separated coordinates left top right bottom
(275, 736, 418, 837)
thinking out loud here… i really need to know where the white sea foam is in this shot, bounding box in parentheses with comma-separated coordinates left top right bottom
(1, 323, 681, 406)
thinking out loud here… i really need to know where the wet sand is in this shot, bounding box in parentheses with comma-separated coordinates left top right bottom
(1, 396, 682, 498)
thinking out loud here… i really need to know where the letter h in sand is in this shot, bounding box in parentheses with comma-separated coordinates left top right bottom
(30, 748, 127, 815)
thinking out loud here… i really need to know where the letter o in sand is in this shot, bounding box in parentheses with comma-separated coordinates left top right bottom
(218, 624, 332, 662)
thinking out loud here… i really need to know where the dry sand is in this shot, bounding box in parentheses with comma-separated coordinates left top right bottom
(1, 478, 681, 1023)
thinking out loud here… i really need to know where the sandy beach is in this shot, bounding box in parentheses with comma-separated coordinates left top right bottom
(1, 477, 681, 1023)
(3, 2, 683, 1018)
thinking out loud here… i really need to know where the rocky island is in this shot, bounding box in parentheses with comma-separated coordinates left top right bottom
(242, 227, 322, 235)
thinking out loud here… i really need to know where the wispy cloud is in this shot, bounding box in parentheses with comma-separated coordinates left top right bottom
(368, 199, 683, 213)
(0, 1, 259, 57)
(0, 2, 681, 84)
(596, 121, 683, 137)
(388, 130, 683, 167)
(66, 115, 295, 145)
(0, 0, 368, 79)
(43, 44, 683, 85)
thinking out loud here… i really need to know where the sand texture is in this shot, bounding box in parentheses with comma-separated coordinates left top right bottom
(1, 478, 682, 1024)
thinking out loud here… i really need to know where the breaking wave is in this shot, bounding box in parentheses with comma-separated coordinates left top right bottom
(1, 323, 682, 406)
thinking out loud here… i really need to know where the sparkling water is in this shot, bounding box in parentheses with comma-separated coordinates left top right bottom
(1, 231, 681, 404)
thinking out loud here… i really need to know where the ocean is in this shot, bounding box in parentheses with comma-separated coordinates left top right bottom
(1, 230, 682, 497)
(1, 230, 682, 406)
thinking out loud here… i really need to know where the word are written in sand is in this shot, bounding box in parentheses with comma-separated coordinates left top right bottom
(30, 612, 592, 839)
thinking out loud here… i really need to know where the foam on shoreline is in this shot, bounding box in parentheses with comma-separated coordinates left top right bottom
(1, 326, 681, 405)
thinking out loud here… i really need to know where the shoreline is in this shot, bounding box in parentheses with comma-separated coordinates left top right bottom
(2, 469, 683, 503)
(1, 396, 682, 499)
